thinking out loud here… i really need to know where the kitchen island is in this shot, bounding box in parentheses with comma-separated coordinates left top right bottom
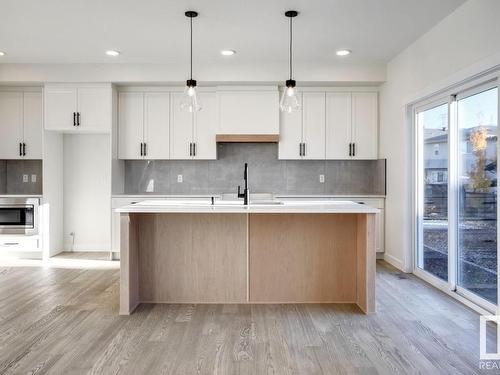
(116, 200, 378, 315)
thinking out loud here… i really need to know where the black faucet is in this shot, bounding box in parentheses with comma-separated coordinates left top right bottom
(237, 163, 250, 205)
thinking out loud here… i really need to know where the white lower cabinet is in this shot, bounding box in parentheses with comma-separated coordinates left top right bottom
(0, 91, 42, 159)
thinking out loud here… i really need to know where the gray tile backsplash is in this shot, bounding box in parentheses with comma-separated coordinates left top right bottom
(124, 143, 386, 195)
(0, 160, 43, 195)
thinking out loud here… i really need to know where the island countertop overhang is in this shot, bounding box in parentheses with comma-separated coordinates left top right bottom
(115, 200, 380, 214)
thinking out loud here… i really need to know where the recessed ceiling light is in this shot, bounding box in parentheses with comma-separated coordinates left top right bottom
(0, 51, 6, 56)
(105, 50, 120, 56)
(336, 49, 351, 56)
(221, 50, 236, 56)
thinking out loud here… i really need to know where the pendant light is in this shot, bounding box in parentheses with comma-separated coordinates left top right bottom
(181, 11, 202, 112)
(280, 10, 300, 113)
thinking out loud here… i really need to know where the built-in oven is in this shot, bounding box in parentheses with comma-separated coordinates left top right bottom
(0, 198, 39, 235)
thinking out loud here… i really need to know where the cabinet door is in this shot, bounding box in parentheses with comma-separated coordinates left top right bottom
(44, 87, 77, 131)
(278, 92, 303, 160)
(118, 92, 144, 159)
(352, 92, 378, 159)
(77, 87, 111, 132)
(170, 93, 194, 159)
(193, 92, 217, 160)
(326, 93, 352, 159)
(218, 90, 279, 134)
(144, 92, 170, 159)
(23, 92, 43, 159)
(0, 92, 23, 159)
(302, 92, 326, 160)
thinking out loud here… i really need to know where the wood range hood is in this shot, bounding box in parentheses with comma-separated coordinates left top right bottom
(215, 134, 280, 143)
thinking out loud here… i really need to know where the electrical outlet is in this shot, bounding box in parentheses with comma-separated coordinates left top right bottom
(177, 174, 183, 183)
(319, 174, 325, 183)
(31, 174, 37, 183)
(22, 174, 28, 183)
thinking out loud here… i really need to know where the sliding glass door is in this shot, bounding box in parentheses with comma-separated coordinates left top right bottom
(417, 103, 449, 281)
(457, 87, 498, 305)
(415, 80, 498, 311)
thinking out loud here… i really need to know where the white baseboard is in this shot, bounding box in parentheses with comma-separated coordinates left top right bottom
(63, 243, 111, 252)
(383, 253, 405, 272)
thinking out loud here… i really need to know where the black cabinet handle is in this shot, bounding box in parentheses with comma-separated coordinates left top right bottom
(73, 112, 76, 126)
(19, 143, 22, 156)
(349, 143, 352, 157)
(23, 143, 26, 156)
(189, 142, 193, 157)
(144, 143, 147, 156)
(303, 143, 306, 156)
(140, 142, 143, 156)
(77, 112, 81, 126)
(352, 143, 355, 157)
(192, 143, 196, 157)
(299, 143, 302, 156)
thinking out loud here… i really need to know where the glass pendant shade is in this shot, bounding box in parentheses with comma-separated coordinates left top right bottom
(180, 80, 202, 112)
(280, 80, 300, 113)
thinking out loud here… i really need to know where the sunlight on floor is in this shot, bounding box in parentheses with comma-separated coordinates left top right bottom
(0, 252, 119, 270)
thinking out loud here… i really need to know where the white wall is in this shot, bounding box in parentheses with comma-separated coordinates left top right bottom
(379, 0, 500, 271)
(63, 134, 111, 251)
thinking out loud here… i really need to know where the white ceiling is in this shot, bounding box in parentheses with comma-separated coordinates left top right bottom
(0, 0, 465, 66)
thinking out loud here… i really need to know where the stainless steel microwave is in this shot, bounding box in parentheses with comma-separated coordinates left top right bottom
(0, 198, 39, 235)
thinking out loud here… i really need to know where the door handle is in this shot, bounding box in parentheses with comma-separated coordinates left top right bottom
(140, 142, 143, 156)
(77, 112, 81, 126)
(189, 142, 193, 157)
(349, 143, 352, 157)
(302, 143, 306, 156)
(192, 142, 196, 157)
(143, 142, 147, 156)
(352, 143, 355, 157)
(73, 112, 76, 126)
(23, 143, 26, 156)
(19, 143, 22, 156)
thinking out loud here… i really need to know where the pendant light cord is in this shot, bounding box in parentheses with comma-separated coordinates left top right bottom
(289, 16, 293, 80)
(190, 16, 193, 80)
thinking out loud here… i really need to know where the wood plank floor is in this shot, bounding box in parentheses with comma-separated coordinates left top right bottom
(0, 254, 495, 374)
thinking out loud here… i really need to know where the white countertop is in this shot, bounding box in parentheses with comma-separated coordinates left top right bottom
(0, 195, 43, 198)
(115, 199, 379, 214)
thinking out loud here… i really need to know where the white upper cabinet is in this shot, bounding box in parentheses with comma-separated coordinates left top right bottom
(326, 93, 352, 159)
(76, 87, 111, 131)
(118, 92, 144, 160)
(0, 92, 23, 159)
(0, 91, 42, 160)
(144, 93, 170, 159)
(193, 92, 217, 159)
(118, 92, 170, 160)
(44, 87, 77, 131)
(280, 89, 378, 160)
(23, 92, 43, 159)
(278, 93, 303, 160)
(170, 92, 194, 159)
(217, 88, 279, 135)
(44, 84, 111, 132)
(351, 92, 378, 159)
(302, 92, 326, 160)
(278, 92, 325, 160)
(170, 91, 217, 160)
